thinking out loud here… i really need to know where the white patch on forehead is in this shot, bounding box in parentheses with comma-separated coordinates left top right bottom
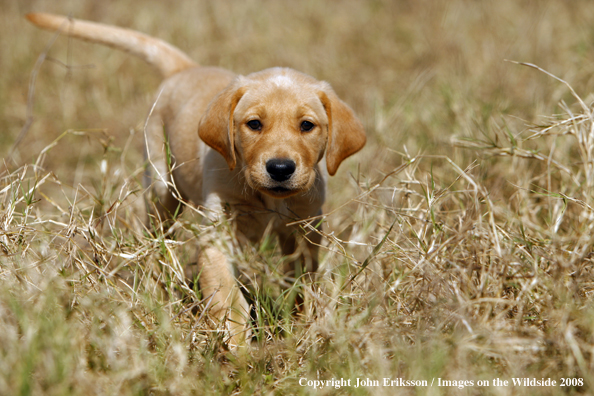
(270, 74, 296, 88)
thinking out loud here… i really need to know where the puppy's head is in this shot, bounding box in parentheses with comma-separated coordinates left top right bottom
(198, 68, 365, 198)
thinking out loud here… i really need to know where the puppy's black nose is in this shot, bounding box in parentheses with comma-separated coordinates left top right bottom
(266, 158, 296, 182)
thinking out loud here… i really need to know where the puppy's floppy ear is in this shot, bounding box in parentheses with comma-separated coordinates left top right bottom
(318, 84, 366, 176)
(198, 79, 246, 171)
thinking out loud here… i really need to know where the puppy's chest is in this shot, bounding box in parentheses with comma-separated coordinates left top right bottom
(230, 200, 290, 239)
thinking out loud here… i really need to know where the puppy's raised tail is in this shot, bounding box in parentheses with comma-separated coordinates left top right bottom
(26, 13, 197, 78)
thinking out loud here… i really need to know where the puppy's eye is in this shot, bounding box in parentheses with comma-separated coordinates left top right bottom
(247, 120, 262, 131)
(300, 121, 315, 132)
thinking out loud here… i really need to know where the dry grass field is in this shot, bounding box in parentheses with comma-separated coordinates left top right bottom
(2, 0, 594, 394)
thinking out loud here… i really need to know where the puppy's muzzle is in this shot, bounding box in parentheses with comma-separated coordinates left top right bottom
(266, 158, 296, 182)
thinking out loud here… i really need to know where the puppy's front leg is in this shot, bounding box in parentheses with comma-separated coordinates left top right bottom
(279, 229, 321, 312)
(194, 247, 250, 348)
(280, 231, 320, 276)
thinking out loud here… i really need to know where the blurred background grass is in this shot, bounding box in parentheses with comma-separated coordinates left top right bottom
(2, 0, 594, 394)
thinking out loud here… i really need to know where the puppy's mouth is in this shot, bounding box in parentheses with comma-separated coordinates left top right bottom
(262, 185, 299, 198)
(244, 165, 315, 199)
(270, 186, 291, 193)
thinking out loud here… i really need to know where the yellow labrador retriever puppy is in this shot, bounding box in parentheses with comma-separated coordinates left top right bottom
(27, 13, 366, 346)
